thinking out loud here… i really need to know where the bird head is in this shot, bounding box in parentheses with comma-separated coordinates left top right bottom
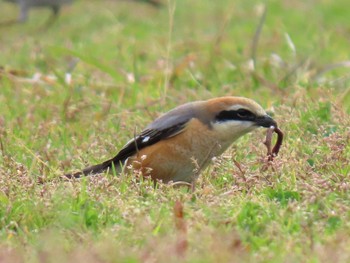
(205, 96, 277, 142)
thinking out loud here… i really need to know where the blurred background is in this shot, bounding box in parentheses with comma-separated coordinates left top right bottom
(1, 0, 349, 170)
(1, 0, 349, 98)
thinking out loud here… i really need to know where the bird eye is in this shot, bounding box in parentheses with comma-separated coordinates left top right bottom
(215, 109, 256, 122)
(237, 109, 253, 119)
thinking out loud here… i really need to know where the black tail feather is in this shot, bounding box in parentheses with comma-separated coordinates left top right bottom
(64, 158, 120, 179)
(63, 137, 138, 180)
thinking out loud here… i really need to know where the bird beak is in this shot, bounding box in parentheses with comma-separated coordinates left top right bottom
(255, 115, 277, 128)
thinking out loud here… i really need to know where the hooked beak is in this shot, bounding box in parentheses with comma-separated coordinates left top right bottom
(255, 115, 277, 128)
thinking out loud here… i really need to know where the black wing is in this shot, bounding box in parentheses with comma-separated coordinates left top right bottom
(109, 100, 199, 164)
(109, 121, 187, 165)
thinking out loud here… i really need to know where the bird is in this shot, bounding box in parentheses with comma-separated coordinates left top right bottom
(2, 0, 161, 25)
(2, 0, 73, 24)
(65, 96, 278, 183)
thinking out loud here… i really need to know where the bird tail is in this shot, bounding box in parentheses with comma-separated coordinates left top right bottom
(63, 158, 121, 179)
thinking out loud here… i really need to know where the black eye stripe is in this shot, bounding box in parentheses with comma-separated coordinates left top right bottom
(215, 109, 256, 122)
(237, 109, 252, 117)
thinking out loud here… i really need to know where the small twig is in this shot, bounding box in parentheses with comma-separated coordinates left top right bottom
(232, 158, 246, 182)
(163, 0, 176, 98)
(173, 200, 188, 257)
(133, 127, 140, 154)
(251, 5, 267, 68)
(312, 61, 350, 81)
(0, 135, 5, 157)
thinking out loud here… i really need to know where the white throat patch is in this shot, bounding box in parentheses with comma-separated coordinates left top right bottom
(211, 119, 257, 142)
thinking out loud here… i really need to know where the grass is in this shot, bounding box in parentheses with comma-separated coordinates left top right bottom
(0, 0, 350, 262)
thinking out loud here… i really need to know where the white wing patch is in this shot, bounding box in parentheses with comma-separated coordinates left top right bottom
(142, 136, 150, 143)
(124, 135, 150, 149)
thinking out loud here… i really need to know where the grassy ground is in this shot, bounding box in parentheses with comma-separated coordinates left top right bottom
(0, 0, 350, 262)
